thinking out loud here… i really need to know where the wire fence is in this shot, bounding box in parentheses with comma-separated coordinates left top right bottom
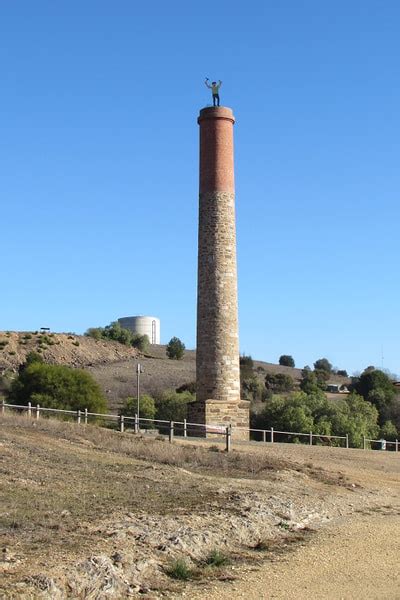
(1, 400, 399, 453)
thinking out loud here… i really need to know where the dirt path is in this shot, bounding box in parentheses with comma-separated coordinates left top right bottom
(188, 509, 400, 599)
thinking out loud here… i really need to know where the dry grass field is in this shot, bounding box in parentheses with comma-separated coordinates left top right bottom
(1, 412, 399, 598)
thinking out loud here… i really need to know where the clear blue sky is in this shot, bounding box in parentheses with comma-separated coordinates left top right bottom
(2, 1, 399, 375)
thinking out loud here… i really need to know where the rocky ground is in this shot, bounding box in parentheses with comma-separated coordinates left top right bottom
(1, 412, 399, 599)
(0, 331, 138, 373)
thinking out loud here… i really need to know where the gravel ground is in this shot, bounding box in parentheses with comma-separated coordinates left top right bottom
(185, 512, 400, 599)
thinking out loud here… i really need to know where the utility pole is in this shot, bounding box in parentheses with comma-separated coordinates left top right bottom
(136, 363, 143, 421)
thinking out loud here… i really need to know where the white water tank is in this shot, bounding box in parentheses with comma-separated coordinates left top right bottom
(118, 316, 160, 345)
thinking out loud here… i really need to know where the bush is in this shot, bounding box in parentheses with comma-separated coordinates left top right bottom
(8, 363, 107, 413)
(279, 355, 295, 368)
(155, 390, 194, 421)
(166, 559, 192, 580)
(242, 375, 265, 402)
(85, 327, 102, 341)
(131, 334, 150, 353)
(380, 420, 398, 441)
(85, 322, 134, 347)
(336, 369, 348, 377)
(265, 373, 294, 393)
(121, 394, 156, 420)
(166, 337, 185, 360)
(176, 382, 196, 394)
(313, 358, 332, 373)
(252, 391, 379, 447)
(204, 549, 229, 567)
(300, 368, 324, 394)
(352, 368, 395, 423)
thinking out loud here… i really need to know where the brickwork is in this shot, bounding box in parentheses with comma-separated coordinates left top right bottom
(189, 105, 250, 436)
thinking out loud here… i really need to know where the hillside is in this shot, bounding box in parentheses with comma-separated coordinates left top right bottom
(0, 413, 399, 598)
(0, 332, 350, 412)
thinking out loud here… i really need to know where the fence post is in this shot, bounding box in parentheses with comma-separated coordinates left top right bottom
(183, 418, 187, 438)
(271, 427, 274, 443)
(363, 436, 366, 450)
(225, 425, 232, 452)
(263, 430, 266, 443)
(1, 400, 5, 415)
(169, 421, 174, 443)
(28, 402, 32, 418)
(396, 439, 398, 453)
(36, 404, 40, 420)
(84, 408, 88, 425)
(346, 434, 349, 449)
(134, 414, 139, 434)
(120, 415, 125, 433)
(77, 410, 81, 425)
(309, 431, 313, 446)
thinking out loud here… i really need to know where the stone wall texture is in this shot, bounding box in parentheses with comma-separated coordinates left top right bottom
(190, 106, 250, 435)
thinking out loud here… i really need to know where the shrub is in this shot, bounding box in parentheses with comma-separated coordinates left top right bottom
(380, 420, 398, 441)
(242, 375, 265, 402)
(352, 368, 395, 422)
(155, 390, 194, 421)
(204, 549, 229, 567)
(176, 382, 196, 394)
(336, 369, 348, 377)
(252, 391, 379, 447)
(265, 373, 294, 393)
(279, 355, 295, 368)
(8, 363, 107, 413)
(85, 327, 103, 341)
(313, 358, 332, 373)
(166, 337, 185, 360)
(166, 559, 192, 580)
(131, 334, 150, 353)
(121, 395, 156, 420)
(85, 322, 134, 347)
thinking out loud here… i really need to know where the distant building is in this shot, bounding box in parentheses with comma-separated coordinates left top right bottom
(118, 316, 160, 345)
(326, 383, 350, 394)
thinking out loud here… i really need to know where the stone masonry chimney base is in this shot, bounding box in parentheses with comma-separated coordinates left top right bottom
(188, 399, 250, 440)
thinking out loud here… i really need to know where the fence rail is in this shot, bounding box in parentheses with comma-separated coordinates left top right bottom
(1, 400, 398, 453)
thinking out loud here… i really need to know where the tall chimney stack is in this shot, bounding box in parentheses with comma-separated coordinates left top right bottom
(189, 106, 249, 436)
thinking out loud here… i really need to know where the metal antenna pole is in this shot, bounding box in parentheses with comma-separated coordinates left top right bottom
(136, 363, 143, 423)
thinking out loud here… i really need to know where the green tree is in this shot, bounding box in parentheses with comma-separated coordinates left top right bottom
(242, 375, 265, 402)
(131, 334, 150, 353)
(380, 420, 398, 441)
(279, 355, 295, 368)
(166, 337, 185, 360)
(336, 369, 348, 377)
(8, 363, 107, 413)
(122, 394, 156, 420)
(265, 373, 294, 394)
(85, 327, 103, 341)
(252, 391, 379, 447)
(155, 390, 194, 421)
(300, 368, 323, 394)
(328, 393, 379, 448)
(352, 368, 395, 423)
(18, 351, 44, 374)
(313, 358, 332, 373)
(104, 321, 132, 345)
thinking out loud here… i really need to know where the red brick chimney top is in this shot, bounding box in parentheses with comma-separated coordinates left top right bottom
(198, 106, 235, 125)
